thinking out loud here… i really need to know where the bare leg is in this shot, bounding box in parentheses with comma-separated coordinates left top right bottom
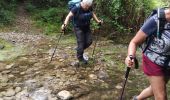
(136, 76, 167, 100)
(149, 76, 167, 100)
(136, 86, 153, 100)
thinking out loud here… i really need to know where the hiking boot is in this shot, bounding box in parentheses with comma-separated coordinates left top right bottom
(79, 58, 88, 65)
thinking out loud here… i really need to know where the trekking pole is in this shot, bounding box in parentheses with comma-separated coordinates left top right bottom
(91, 22, 102, 60)
(119, 67, 131, 100)
(49, 25, 65, 63)
(119, 56, 139, 100)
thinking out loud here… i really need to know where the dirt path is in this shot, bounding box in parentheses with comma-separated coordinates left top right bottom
(13, 1, 42, 34)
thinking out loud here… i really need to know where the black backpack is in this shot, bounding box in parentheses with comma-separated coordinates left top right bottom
(141, 7, 170, 53)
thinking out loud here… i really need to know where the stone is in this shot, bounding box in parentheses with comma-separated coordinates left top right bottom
(57, 90, 73, 100)
(15, 89, 29, 100)
(5, 64, 14, 70)
(97, 70, 109, 80)
(0, 63, 6, 72)
(0, 45, 5, 50)
(115, 85, 122, 89)
(89, 74, 97, 80)
(5, 88, 16, 97)
(15, 87, 22, 93)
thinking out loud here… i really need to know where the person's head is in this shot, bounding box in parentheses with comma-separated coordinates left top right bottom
(81, 0, 93, 10)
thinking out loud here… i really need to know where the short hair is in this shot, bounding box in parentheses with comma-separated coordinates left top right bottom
(82, 0, 93, 6)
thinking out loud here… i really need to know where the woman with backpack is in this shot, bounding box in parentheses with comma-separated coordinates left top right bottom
(125, 8, 170, 100)
(61, 0, 102, 64)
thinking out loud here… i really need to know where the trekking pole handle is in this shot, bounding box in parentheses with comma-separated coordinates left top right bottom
(125, 55, 133, 78)
(98, 19, 103, 26)
(128, 55, 139, 69)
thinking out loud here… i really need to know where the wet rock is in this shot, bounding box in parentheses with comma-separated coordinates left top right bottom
(8, 74, 14, 78)
(97, 70, 109, 80)
(115, 85, 122, 89)
(20, 72, 25, 75)
(62, 54, 69, 59)
(15, 87, 22, 93)
(48, 48, 58, 56)
(24, 79, 37, 91)
(48, 96, 58, 100)
(77, 74, 85, 79)
(19, 66, 28, 69)
(3, 96, 15, 100)
(67, 70, 76, 75)
(89, 74, 97, 80)
(59, 59, 64, 62)
(0, 92, 4, 97)
(5, 88, 16, 97)
(70, 61, 79, 67)
(1, 70, 11, 74)
(0, 45, 5, 50)
(57, 90, 73, 100)
(5, 64, 14, 70)
(15, 89, 29, 100)
(30, 88, 51, 100)
(0, 63, 6, 72)
(66, 46, 71, 49)
(94, 65, 101, 71)
(0, 75, 9, 87)
(1, 92, 6, 96)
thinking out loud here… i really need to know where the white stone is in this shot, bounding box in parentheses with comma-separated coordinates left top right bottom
(5, 64, 14, 69)
(115, 85, 122, 89)
(57, 90, 73, 100)
(15, 87, 22, 93)
(89, 74, 97, 80)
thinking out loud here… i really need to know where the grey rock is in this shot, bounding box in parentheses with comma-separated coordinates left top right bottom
(0, 45, 5, 50)
(15, 89, 29, 100)
(30, 88, 51, 100)
(97, 70, 109, 80)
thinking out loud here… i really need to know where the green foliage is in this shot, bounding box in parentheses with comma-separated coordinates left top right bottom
(32, 7, 67, 35)
(94, 0, 167, 33)
(25, 2, 36, 13)
(29, 0, 67, 8)
(0, 0, 17, 26)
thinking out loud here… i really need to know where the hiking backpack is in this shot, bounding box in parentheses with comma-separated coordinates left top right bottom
(68, 0, 93, 26)
(68, 0, 82, 10)
(141, 7, 170, 53)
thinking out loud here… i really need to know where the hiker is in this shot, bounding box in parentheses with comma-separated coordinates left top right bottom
(125, 8, 170, 100)
(61, 0, 102, 64)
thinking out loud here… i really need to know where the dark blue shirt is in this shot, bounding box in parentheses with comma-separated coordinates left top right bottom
(71, 4, 93, 27)
(141, 15, 157, 36)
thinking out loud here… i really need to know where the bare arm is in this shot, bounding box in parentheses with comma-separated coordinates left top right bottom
(92, 12, 101, 23)
(61, 11, 74, 30)
(125, 30, 147, 67)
